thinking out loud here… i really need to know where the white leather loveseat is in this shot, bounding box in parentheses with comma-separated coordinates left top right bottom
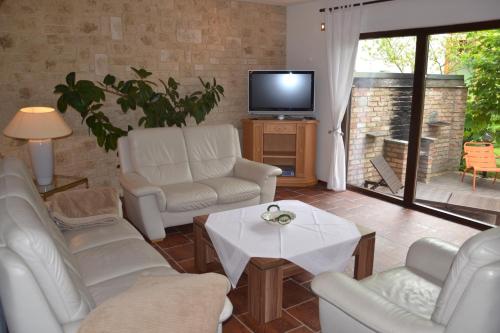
(0, 157, 232, 333)
(312, 228, 500, 333)
(118, 124, 282, 241)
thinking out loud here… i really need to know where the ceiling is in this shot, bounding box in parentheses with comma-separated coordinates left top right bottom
(238, 0, 311, 5)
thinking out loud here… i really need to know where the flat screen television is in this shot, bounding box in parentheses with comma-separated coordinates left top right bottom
(248, 70, 315, 117)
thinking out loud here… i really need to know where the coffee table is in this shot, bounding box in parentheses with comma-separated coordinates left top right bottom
(194, 214, 375, 324)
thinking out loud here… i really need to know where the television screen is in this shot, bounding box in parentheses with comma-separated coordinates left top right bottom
(249, 71, 314, 115)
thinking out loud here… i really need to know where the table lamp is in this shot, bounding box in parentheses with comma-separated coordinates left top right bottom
(3, 107, 72, 186)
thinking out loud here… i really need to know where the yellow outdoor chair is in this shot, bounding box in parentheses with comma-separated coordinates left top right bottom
(461, 142, 500, 191)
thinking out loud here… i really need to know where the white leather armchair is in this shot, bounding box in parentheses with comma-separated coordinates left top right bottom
(312, 228, 500, 333)
(118, 124, 281, 241)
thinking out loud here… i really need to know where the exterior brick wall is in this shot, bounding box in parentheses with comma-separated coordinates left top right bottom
(383, 138, 408, 185)
(0, 0, 286, 187)
(348, 73, 466, 186)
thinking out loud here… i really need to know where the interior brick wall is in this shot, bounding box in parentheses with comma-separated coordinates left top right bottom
(0, 0, 286, 187)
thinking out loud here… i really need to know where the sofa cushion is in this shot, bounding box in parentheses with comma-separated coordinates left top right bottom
(198, 177, 260, 205)
(75, 238, 170, 286)
(128, 128, 193, 186)
(361, 267, 441, 320)
(88, 266, 178, 305)
(63, 219, 143, 254)
(161, 182, 218, 212)
(80, 273, 230, 333)
(183, 125, 239, 181)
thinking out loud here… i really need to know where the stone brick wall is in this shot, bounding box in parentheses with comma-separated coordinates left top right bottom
(383, 138, 408, 184)
(348, 74, 466, 186)
(0, 0, 286, 187)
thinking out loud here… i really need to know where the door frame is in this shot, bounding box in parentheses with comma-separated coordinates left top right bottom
(346, 19, 500, 231)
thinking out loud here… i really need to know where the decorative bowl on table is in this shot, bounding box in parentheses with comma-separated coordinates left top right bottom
(261, 204, 295, 225)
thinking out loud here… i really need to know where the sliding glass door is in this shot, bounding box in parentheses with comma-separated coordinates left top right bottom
(415, 30, 500, 226)
(347, 36, 416, 200)
(346, 22, 499, 229)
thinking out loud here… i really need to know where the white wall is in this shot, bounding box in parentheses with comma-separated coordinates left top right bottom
(287, 0, 500, 182)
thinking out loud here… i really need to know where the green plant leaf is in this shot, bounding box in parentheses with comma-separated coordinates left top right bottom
(66, 72, 76, 86)
(117, 97, 129, 113)
(168, 77, 178, 89)
(128, 97, 137, 110)
(57, 96, 67, 112)
(54, 84, 69, 94)
(103, 74, 116, 86)
(90, 103, 103, 111)
(131, 67, 152, 79)
(97, 133, 105, 147)
(54, 67, 224, 152)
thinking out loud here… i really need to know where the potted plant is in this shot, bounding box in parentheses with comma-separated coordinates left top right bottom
(54, 67, 224, 151)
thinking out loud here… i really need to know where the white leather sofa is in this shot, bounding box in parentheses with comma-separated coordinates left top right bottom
(0, 157, 232, 333)
(312, 228, 500, 333)
(118, 124, 282, 241)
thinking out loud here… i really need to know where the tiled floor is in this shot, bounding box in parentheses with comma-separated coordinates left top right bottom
(150, 184, 479, 333)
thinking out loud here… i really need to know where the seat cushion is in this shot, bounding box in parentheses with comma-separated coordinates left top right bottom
(361, 267, 441, 320)
(198, 177, 260, 205)
(88, 266, 178, 305)
(75, 239, 170, 286)
(63, 219, 143, 254)
(161, 182, 217, 212)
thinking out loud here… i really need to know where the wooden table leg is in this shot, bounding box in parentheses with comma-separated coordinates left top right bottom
(248, 261, 283, 324)
(194, 223, 207, 273)
(354, 235, 375, 280)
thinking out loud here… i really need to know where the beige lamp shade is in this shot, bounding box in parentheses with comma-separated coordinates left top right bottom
(3, 107, 72, 140)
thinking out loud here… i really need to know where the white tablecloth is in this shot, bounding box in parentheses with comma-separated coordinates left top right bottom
(205, 200, 362, 287)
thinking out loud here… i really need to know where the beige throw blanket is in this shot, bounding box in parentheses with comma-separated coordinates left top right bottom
(48, 187, 121, 230)
(78, 273, 230, 333)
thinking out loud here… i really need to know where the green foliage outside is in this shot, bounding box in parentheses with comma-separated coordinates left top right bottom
(54, 68, 224, 151)
(459, 30, 499, 145)
(365, 37, 416, 73)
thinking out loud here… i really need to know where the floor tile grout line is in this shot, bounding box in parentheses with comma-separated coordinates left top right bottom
(285, 297, 316, 311)
(283, 309, 316, 333)
(285, 326, 309, 333)
(156, 247, 187, 273)
(232, 314, 253, 333)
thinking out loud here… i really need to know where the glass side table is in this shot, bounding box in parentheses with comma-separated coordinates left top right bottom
(37, 175, 89, 200)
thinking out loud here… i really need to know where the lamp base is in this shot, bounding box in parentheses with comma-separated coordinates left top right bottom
(28, 139, 54, 186)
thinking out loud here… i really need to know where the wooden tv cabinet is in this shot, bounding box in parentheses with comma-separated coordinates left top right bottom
(242, 118, 318, 187)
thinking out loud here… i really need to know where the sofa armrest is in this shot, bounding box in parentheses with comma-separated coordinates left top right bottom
(311, 272, 445, 333)
(234, 158, 282, 203)
(119, 173, 166, 209)
(406, 238, 458, 285)
(234, 158, 282, 182)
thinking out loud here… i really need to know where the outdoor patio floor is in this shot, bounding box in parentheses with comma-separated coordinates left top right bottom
(150, 184, 480, 333)
(423, 171, 499, 196)
(373, 171, 500, 225)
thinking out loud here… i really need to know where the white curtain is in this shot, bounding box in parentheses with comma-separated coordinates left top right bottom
(325, 5, 363, 191)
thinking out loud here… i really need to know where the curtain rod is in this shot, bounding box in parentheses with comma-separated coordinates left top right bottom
(319, 0, 393, 13)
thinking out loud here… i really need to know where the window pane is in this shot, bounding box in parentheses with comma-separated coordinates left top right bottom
(347, 37, 416, 199)
(415, 30, 500, 226)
